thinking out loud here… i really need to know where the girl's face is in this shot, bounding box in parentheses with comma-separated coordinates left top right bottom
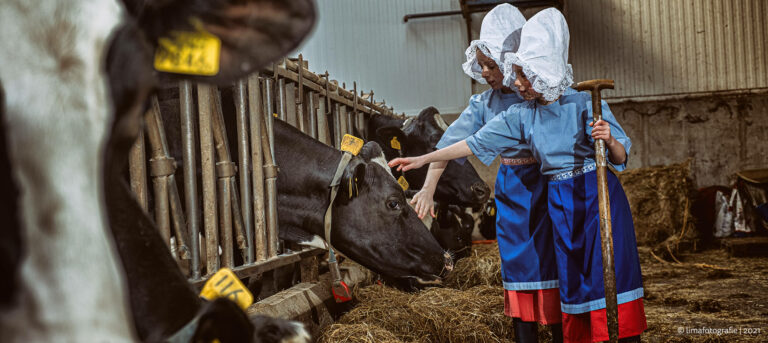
(476, 49, 503, 90)
(513, 65, 543, 101)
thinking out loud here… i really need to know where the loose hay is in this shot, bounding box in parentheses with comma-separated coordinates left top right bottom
(617, 160, 698, 257)
(444, 243, 502, 290)
(318, 323, 404, 343)
(336, 284, 514, 343)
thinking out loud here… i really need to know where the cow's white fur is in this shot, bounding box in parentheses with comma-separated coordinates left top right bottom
(0, 0, 135, 341)
(433, 113, 450, 131)
(281, 321, 311, 343)
(465, 206, 488, 241)
(370, 151, 395, 179)
(297, 235, 329, 250)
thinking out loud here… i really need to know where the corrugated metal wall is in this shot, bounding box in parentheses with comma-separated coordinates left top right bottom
(295, 0, 471, 116)
(566, 0, 768, 100)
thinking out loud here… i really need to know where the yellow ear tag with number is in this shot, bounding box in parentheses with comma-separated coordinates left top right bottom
(390, 137, 401, 150)
(199, 268, 253, 311)
(154, 19, 221, 76)
(340, 134, 364, 156)
(397, 175, 409, 191)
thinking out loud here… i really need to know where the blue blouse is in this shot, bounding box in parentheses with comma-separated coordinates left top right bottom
(436, 89, 529, 164)
(465, 90, 632, 176)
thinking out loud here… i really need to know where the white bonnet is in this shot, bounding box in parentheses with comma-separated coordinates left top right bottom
(462, 4, 526, 83)
(502, 8, 573, 101)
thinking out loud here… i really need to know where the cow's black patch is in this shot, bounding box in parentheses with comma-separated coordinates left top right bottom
(0, 81, 23, 309)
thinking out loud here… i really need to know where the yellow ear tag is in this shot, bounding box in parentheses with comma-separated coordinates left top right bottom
(340, 134, 364, 156)
(154, 19, 221, 76)
(273, 113, 279, 118)
(489, 207, 496, 216)
(199, 268, 253, 311)
(390, 136, 401, 150)
(397, 175, 409, 191)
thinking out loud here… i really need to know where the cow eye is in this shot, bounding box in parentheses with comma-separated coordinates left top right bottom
(387, 199, 401, 210)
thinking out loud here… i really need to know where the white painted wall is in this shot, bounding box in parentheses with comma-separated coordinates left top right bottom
(295, 0, 472, 116)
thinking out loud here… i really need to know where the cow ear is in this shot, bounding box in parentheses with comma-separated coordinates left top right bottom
(138, 0, 316, 85)
(192, 298, 254, 343)
(339, 159, 366, 202)
(375, 126, 407, 155)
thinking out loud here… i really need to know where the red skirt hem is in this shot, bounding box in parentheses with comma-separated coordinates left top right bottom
(561, 298, 647, 343)
(504, 288, 562, 325)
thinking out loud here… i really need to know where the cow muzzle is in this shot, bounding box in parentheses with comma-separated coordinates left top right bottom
(471, 182, 491, 204)
(440, 252, 454, 277)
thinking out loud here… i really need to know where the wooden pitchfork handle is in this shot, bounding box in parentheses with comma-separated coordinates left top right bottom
(574, 79, 619, 343)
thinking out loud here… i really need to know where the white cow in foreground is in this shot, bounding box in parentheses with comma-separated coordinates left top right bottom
(0, 0, 315, 341)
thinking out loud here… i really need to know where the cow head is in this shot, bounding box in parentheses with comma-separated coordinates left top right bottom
(374, 107, 490, 207)
(330, 141, 453, 286)
(429, 204, 474, 261)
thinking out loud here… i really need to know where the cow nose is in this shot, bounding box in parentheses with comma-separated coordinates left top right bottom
(471, 182, 490, 203)
(441, 252, 454, 277)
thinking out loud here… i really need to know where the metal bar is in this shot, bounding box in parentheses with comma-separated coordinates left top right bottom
(296, 54, 306, 133)
(277, 78, 287, 122)
(190, 248, 326, 289)
(260, 109, 279, 258)
(333, 103, 341, 148)
(280, 61, 396, 117)
(264, 78, 276, 159)
(144, 101, 173, 251)
(128, 131, 148, 211)
(308, 91, 317, 139)
(168, 181, 189, 260)
(180, 80, 201, 279)
(339, 104, 348, 142)
(217, 171, 234, 268)
(249, 76, 268, 262)
(198, 83, 219, 275)
(211, 91, 247, 257)
(235, 79, 254, 263)
(145, 96, 190, 259)
(285, 82, 298, 128)
(152, 174, 171, 249)
(317, 94, 329, 145)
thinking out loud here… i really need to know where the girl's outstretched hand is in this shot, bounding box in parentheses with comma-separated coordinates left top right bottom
(388, 156, 426, 172)
(409, 187, 437, 219)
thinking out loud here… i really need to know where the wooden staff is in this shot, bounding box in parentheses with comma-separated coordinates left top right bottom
(574, 79, 618, 343)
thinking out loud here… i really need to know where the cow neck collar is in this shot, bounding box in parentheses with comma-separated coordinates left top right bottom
(324, 152, 354, 260)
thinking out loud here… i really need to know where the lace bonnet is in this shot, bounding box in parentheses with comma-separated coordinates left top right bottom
(502, 8, 573, 101)
(462, 4, 526, 83)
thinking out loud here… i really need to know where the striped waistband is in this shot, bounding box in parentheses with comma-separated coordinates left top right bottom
(501, 157, 537, 166)
(548, 163, 597, 181)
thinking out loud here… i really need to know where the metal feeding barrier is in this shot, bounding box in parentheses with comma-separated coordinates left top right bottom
(127, 56, 404, 290)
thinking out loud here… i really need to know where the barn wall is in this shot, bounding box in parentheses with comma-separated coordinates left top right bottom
(611, 92, 768, 187)
(566, 0, 768, 100)
(295, 0, 471, 116)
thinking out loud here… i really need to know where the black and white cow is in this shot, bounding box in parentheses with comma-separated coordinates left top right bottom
(0, 0, 315, 341)
(272, 120, 452, 284)
(366, 106, 490, 208)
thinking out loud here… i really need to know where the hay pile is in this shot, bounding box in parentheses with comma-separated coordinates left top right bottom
(319, 244, 511, 343)
(320, 284, 513, 343)
(444, 243, 502, 290)
(617, 160, 698, 257)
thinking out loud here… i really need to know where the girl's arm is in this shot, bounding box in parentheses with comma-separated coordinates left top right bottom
(590, 119, 626, 165)
(388, 141, 472, 172)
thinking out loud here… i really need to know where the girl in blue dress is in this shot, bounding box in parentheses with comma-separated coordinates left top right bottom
(411, 4, 563, 342)
(391, 8, 646, 343)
